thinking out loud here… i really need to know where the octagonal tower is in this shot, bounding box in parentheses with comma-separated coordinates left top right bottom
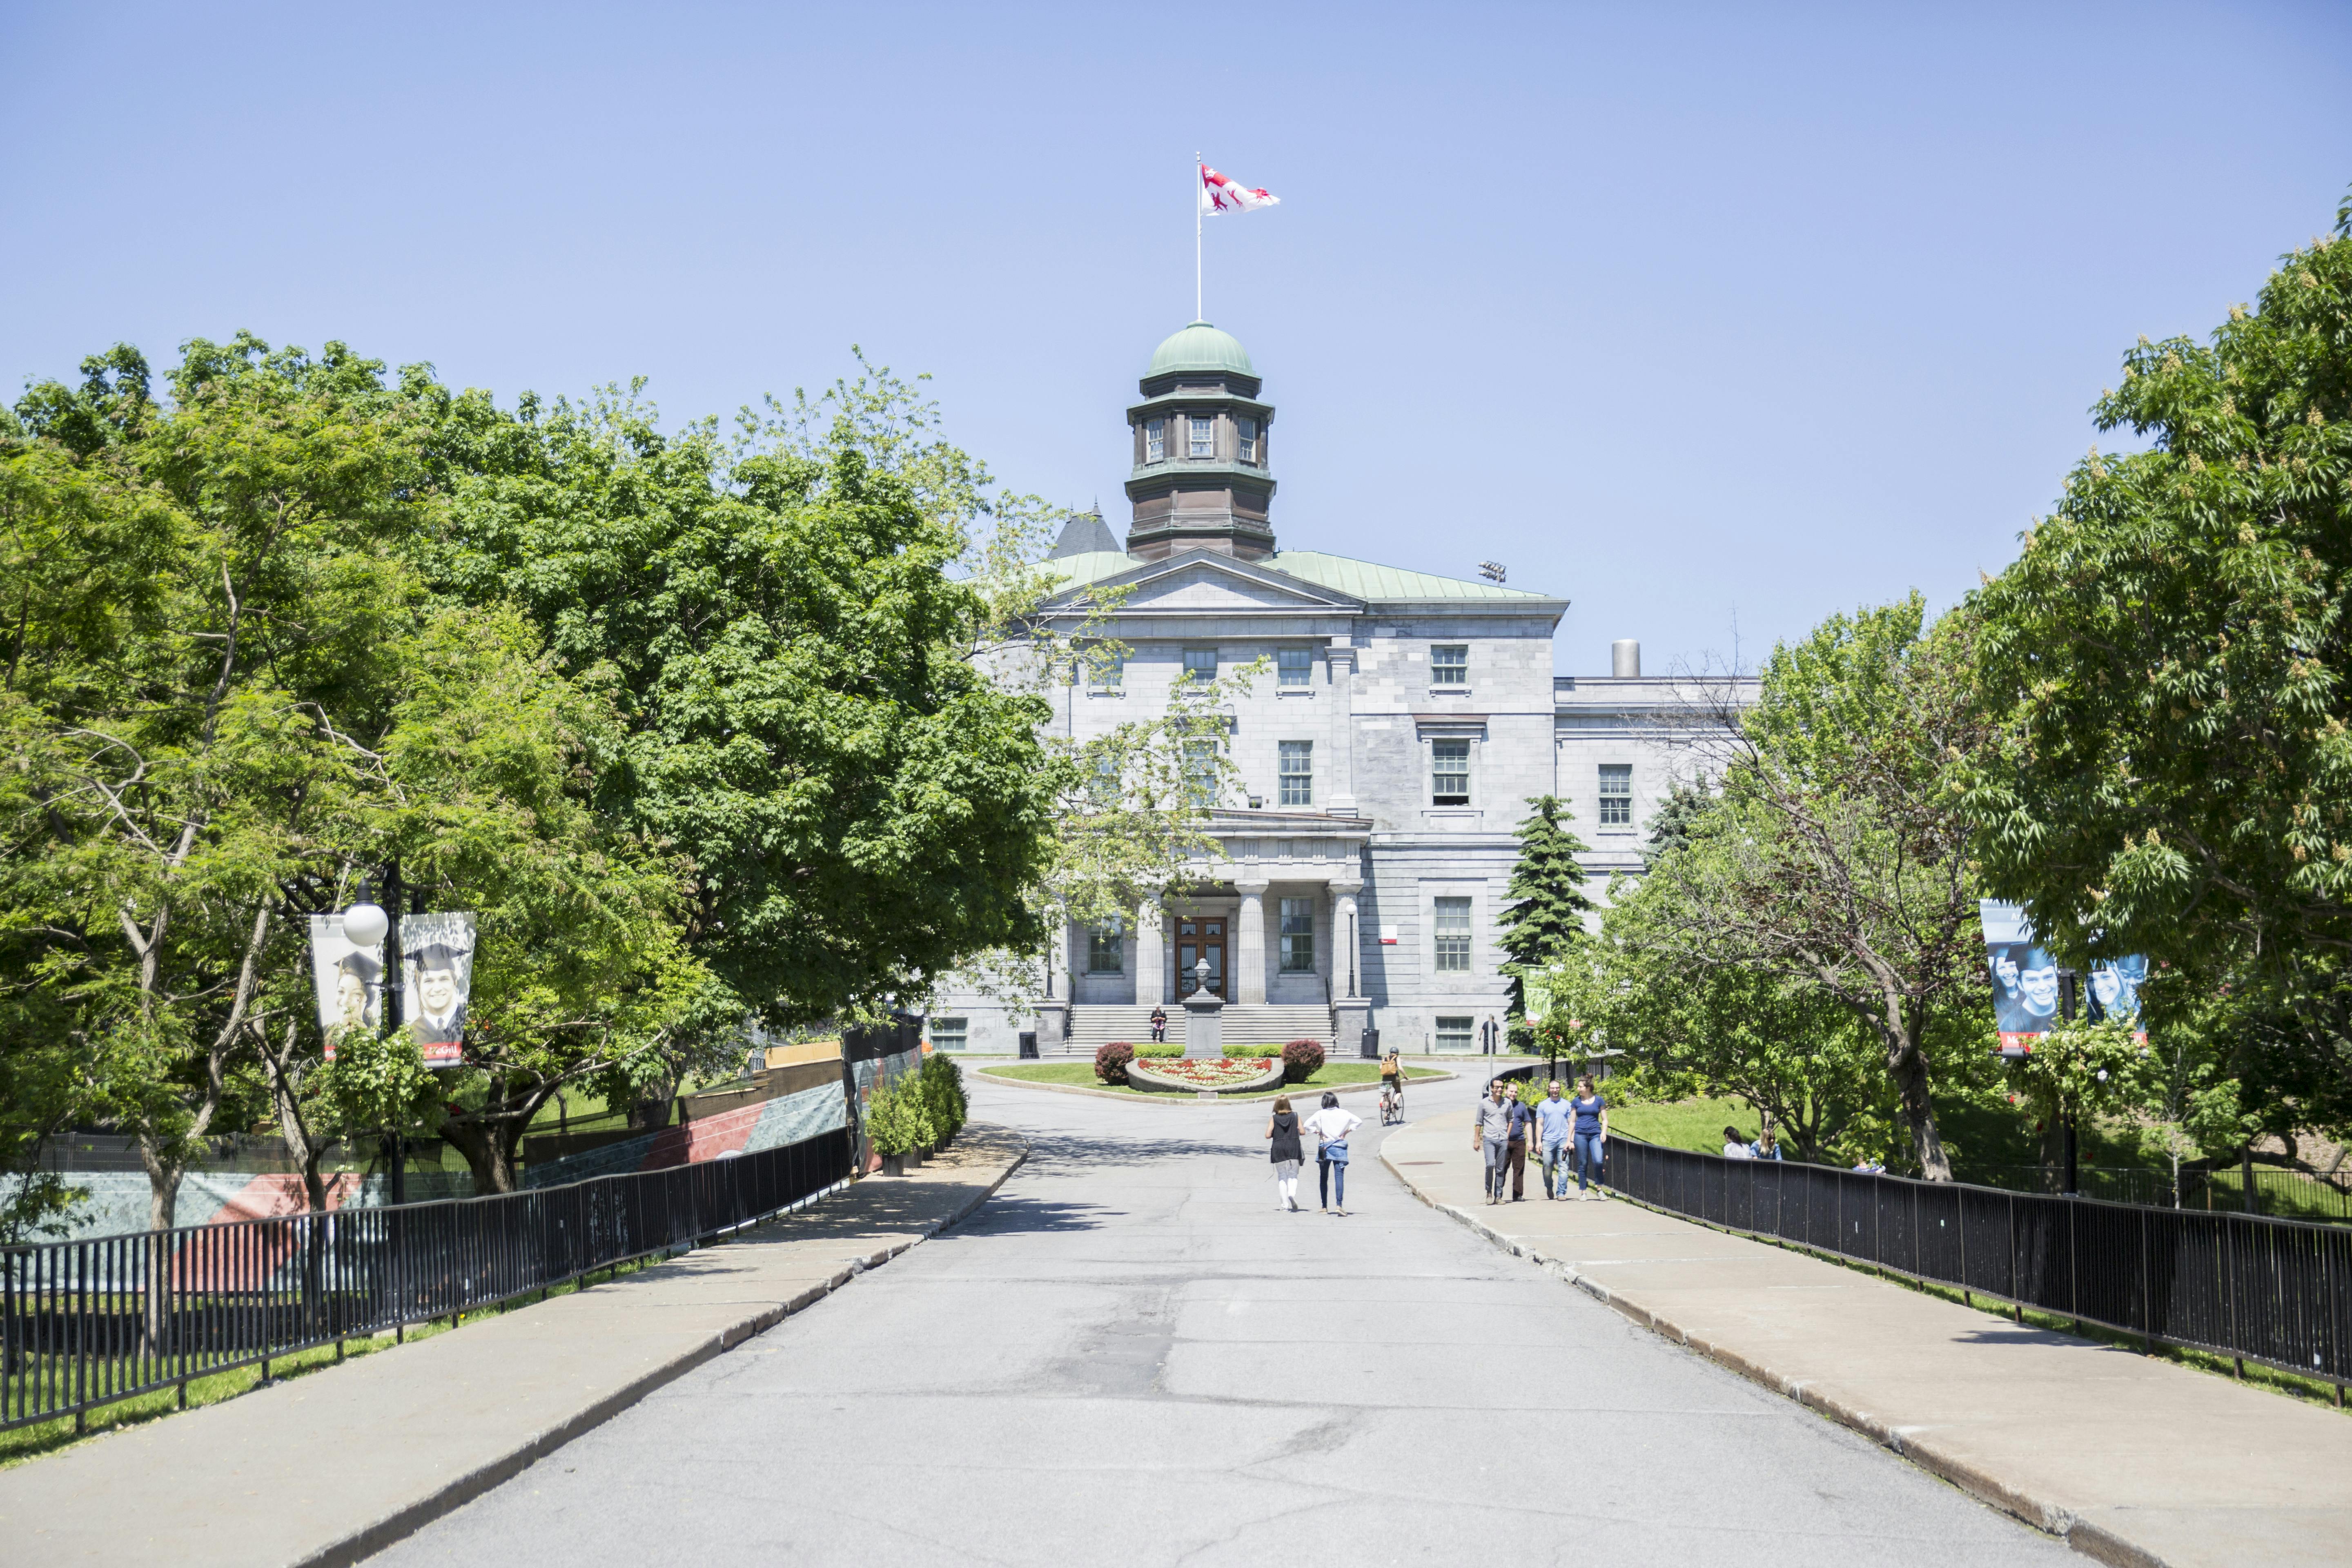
(1123, 321, 1277, 562)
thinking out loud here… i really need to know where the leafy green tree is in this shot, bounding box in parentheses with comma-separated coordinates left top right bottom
(1963, 196, 2352, 1143)
(411, 367, 1060, 1041)
(1624, 597, 1990, 1178)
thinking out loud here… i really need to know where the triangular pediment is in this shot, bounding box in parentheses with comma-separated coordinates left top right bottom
(1042, 549, 1365, 620)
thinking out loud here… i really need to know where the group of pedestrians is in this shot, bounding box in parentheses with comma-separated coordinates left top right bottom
(1474, 1076, 1608, 1203)
(1721, 1126, 1784, 1160)
(1265, 1092, 1362, 1214)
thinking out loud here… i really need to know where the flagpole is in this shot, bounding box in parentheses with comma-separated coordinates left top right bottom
(1194, 151, 1203, 321)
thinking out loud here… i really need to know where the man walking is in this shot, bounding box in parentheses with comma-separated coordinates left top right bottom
(1479, 1014, 1501, 1055)
(1506, 1086, 1534, 1200)
(1472, 1078, 1515, 1205)
(1535, 1079, 1575, 1199)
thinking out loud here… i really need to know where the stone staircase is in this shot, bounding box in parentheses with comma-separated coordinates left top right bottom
(1061, 1004, 1334, 1056)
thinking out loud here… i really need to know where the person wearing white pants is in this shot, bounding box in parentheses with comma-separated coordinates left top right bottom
(1265, 1096, 1305, 1211)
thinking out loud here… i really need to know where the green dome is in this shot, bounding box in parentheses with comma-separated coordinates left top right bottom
(1146, 320, 1254, 379)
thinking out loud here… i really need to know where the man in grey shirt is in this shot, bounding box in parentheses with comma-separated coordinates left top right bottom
(1471, 1078, 1516, 1205)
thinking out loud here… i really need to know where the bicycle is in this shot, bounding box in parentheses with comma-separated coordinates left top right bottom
(1379, 1080, 1404, 1125)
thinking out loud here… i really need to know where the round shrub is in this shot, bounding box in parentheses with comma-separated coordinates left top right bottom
(1281, 1038, 1325, 1084)
(1095, 1041, 1136, 1085)
(918, 1053, 967, 1143)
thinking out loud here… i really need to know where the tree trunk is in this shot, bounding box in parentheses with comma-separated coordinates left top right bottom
(441, 1118, 520, 1195)
(1884, 1038, 1951, 1180)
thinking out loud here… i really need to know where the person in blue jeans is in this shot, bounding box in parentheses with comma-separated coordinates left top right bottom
(1569, 1076, 1609, 1199)
(1534, 1080, 1576, 1199)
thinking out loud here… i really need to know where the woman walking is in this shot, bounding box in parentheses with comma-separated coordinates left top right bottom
(1305, 1092, 1363, 1215)
(1265, 1096, 1305, 1211)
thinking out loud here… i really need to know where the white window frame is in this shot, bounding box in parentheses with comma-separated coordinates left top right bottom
(1434, 1014, 1474, 1053)
(1237, 416, 1258, 464)
(1183, 737, 1219, 806)
(1430, 644, 1469, 686)
(1087, 921, 1125, 974)
(1278, 740, 1313, 806)
(929, 1016, 969, 1051)
(1187, 414, 1214, 459)
(1278, 897, 1315, 973)
(1433, 897, 1472, 972)
(1599, 763, 1633, 827)
(1145, 419, 1165, 463)
(1277, 647, 1312, 686)
(1182, 647, 1218, 682)
(1431, 738, 1470, 805)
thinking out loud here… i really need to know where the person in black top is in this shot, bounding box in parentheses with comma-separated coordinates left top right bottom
(1265, 1095, 1305, 1211)
(1150, 1006, 1168, 1043)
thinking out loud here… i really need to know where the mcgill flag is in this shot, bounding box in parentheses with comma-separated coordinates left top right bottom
(1200, 165, 1280, 215)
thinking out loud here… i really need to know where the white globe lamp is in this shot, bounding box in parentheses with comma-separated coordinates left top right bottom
(341, 902, 389, 948)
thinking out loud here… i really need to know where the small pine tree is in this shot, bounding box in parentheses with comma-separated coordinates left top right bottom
(1641, 778, 1713, 868)
(1500, 795, 1596, 1021)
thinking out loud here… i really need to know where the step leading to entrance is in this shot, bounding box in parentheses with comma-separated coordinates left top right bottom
(1060, 1004, 1334, 1055)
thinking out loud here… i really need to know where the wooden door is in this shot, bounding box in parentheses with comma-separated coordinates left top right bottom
(1175, 917, 1227, 999)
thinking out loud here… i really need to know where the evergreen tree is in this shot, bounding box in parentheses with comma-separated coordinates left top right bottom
(1641, 780, 1713, 868)
(1500, 796, 1596, 1023)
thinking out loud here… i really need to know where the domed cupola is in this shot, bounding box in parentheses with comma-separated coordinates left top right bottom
(1125, 321, 1276, 562)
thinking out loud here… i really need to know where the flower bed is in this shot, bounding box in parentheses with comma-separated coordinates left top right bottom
(1124, 1055, 1285, 1095)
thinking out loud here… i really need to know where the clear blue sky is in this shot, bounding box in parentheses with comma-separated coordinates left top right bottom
(5, 2, 2349, 673)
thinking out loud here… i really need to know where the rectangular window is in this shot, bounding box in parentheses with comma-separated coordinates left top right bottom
(1184, 737, 1219, 806)
(1145, 419, 1165, 463)
(1599, 763, 1633, 826)
(1278, 646, 1311, 686)
(1088, 751, 1118, 806)
(1237, 416, 1258, 463)
(1435, 1014, 1474, 1052)
(1433, 898, 1472, 972)
(1090, 645, 1123, 688)
(1087, 923, 1124, 974)
(1279, 897, 1315, 972)
(1188, 415, 1214, 458)
(1430, 644, 1468, 686)
(1278, 740, 1313, 806)
(1431, 739, 1470, 805)
(1182, 647, 1218, 682)
(929, 1016, 968, 1051)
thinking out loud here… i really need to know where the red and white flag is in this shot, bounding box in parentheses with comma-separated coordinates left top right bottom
(1200, 164, 1280, 215)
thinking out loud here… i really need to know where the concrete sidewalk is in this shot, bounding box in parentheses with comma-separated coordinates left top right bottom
(1382, 1116, 2352, 1568)
(0, 1125, 1027, 1568)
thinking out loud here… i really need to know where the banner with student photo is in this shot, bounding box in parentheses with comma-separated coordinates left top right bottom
(1979, 900, 2146, 1054)
(307, 913, 385, 1061)
(399, 912, 476, 1067)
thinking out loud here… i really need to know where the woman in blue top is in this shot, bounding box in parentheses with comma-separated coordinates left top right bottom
(1569, 1077, 1608, 1199)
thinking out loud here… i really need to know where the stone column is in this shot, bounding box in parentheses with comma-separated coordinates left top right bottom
(1327, 647, 1357, 813)
(1328, 876, 1369, 1058)
(1135, 900, 1165, 1007)
(1234, 879, 1269, 1005)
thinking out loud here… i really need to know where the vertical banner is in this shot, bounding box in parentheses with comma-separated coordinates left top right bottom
(1980, 899, 2147, 1054)
(307, 913, 384, 1061)
(1521, 975, 1552, 1026)
(399, 912, 477, 1068)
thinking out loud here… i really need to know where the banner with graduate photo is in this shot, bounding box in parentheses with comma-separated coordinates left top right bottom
(307, 913, 385, 1061)
(399, 912, 477, 1067)
(1980, 900, 2146, 1054)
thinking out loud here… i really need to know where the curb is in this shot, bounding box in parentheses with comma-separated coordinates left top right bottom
(1377, 1145, 2165, 1568)
(979, 1069, 1458, 1104)
(299, 1132, 1029, 1568)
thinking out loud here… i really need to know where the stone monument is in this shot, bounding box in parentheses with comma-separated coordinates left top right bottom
(1182, 960, 1224, 1059)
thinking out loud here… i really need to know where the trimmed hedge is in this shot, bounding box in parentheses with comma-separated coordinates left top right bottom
(1281, 1038, 1325, 1084)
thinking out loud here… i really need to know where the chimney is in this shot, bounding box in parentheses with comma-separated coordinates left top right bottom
(1611, 639, 1641, 678)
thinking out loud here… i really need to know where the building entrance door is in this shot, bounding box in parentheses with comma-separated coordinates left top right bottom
(1176, 917, 1227, 999)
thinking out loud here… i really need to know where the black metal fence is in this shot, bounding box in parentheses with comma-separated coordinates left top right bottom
(1606, 1137, 2352, 1390)
(1963, 1163, 2352, 1224)
(0, 1126, 851, 1434)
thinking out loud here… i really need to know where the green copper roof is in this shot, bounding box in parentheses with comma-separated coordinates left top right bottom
(1035, 550, 1138, 591)
(1147, 321, 1254, 379)
(1267, 550, 1550, 602)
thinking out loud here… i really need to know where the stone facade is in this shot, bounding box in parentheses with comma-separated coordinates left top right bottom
(924, 323, 1751, 1056)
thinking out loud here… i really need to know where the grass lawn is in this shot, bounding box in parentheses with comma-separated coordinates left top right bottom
(982, 1062, 1447, 1098)
(1606, 1097, 1754, 1154)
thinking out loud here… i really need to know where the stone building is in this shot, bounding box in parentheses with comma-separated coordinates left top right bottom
(926, 321, 1748, 1056)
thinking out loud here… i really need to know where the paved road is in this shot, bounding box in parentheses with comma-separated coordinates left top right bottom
(376, 1069, 2072, 1566)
